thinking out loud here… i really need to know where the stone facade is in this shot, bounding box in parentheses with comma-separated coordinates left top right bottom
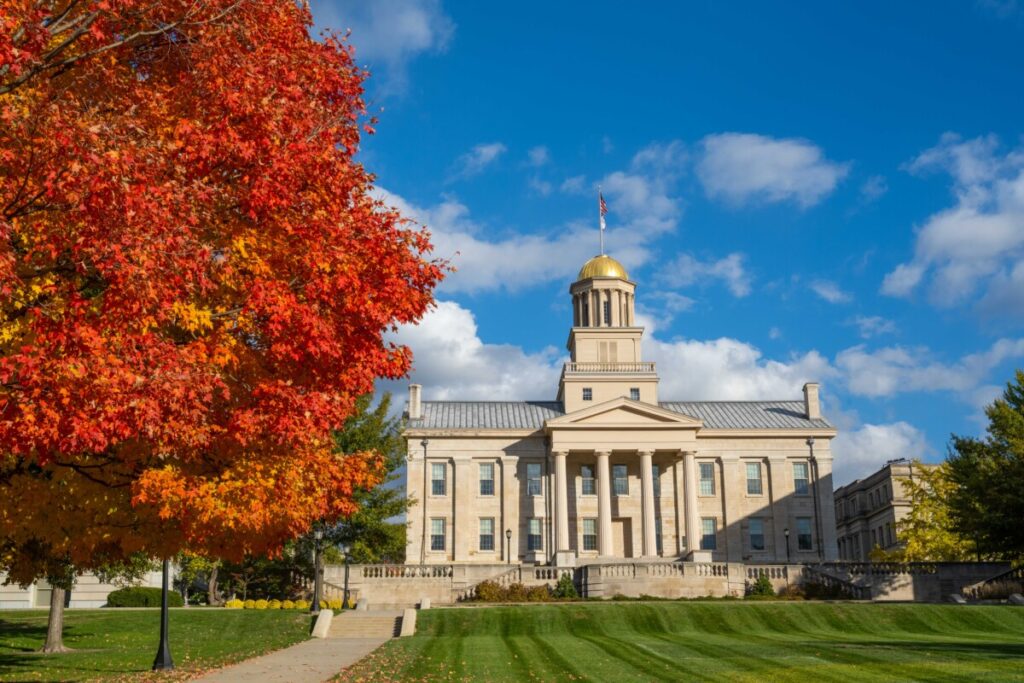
(833, 459, 936, 560)
(404, 254, 840, 568)
(0, 570, 164, 609)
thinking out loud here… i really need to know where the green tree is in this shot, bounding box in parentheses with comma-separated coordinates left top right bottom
(328, 392, 410, 564)
(897, 461, 974, 561)
(946, 369, 1024, 561)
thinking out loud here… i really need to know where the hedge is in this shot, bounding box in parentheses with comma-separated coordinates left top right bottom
(106, 587, 184, 608)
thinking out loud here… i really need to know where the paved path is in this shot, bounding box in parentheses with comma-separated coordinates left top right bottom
(193, 612, 401, 683)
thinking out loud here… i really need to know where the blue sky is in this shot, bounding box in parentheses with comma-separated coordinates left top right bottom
(311, 1, 1024, 486)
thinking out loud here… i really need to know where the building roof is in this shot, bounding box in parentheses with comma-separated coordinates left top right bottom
(408, 400, 833, 431)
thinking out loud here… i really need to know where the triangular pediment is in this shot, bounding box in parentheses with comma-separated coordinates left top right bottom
(545, 397, 702, 429)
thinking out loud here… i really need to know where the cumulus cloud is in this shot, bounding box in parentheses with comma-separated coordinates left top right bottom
(836, 338, 1024, 398)
(831, 422, 930, 487)
(882, 133, 1024, 313)
(697, 133, 849, 207)
(385, 301, 562, 400)
(312, 0, 454, 89)
(656, 252, 752, 297)
(850, 315, 897, 339)
(527, 146, 550, 167)
(810, 279, 853, 304)
(859, 175, 888, 203)
(560, 175, 586, 194)
(527, 177, 553, 196)
(447, 142, 507, 182)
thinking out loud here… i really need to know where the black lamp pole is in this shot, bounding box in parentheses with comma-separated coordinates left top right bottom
(505, 528, 512, 565)
(152, 558, 174, 671)
(341, 543, 351, 609)
(310, 527, 323, 616)
(784, 528, 791, 563)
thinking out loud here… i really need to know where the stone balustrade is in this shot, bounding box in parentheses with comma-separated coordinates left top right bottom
(563, 361, 656, 374)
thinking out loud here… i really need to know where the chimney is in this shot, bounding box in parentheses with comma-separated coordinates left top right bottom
(803, 382, 820, 421)
(408, 383, 422, 420)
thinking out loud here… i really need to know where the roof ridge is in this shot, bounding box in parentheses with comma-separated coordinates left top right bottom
(659, 399, 804, 404)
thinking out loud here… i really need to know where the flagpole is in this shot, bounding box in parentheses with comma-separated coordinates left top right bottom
(598, 186, 604, 256)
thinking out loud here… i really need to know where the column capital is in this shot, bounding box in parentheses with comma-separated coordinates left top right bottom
(595, 450, 612, 458)
(551, 450, 569, 458)
(637, 449, 655, 458)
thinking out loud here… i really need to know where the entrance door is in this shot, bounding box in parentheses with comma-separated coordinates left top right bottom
(612, 518, 634, 558)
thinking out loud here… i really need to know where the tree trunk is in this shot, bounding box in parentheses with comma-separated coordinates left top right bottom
(42, 587, 71, 654)
(207, 566, 219, 606)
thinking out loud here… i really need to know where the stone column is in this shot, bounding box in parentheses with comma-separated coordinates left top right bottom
(553, 451, 570, 552)
(596, 451, 613, 556)
(673, 457, 685, 554)
(610, 290, 620, 327)
(683, 451, 700, 556)
(639, 450, 657, 556)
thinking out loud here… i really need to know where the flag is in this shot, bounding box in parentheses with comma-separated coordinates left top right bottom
(599, 191, 607, 231)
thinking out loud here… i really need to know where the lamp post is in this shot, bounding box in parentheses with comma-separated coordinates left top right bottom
(341, 542, 351, 610)
(784, 528, 791, 563)
(420, 438, 429, 565)
(505, 528, 512, 566)
(310, 527, 323, 616)
(151, 558, 174, 671)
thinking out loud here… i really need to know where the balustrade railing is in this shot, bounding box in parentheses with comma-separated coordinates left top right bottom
(746, 565, 789, 580)
(359, 565, 453, 579)
(564, 362, 656, 374)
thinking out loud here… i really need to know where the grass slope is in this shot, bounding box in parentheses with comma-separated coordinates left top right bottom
(335, 602, 1024, 682)
(0, 608, 311, 682)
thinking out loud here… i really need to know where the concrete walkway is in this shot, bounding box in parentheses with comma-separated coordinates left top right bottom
(193, 637, 386, 683)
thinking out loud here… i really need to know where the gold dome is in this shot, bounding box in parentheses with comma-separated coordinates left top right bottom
(577, 254, 629, 280)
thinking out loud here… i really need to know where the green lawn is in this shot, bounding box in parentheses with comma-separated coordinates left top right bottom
(335, 602, 1024, 682)
(0, 608, 311, 682)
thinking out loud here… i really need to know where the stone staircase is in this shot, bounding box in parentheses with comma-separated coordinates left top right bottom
(328, 610, 403, 639)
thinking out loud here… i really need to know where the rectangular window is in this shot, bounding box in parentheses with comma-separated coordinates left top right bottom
(479, 462, 495, 496)
(580, 464, 596, 496)
(629, 387, 640, 401)
(793, 462, 809, 496)
(527, 463, 542, 496)
(582, 518, 597, 551)
(431, 463, 446, 496)
(603, 300, 611, 325)
(652, 464, 661, 498)
(582, 387, 593, 401)
(746, 462, 763, 495)
(613, 464, 628, 495)
(430, 518, 445, 551)
(528, 518, 543, 551)
(749, 518, 765, 551)
(797, 517, 813, 551)
(700, 517, 717, 550)
(655, 517, 664, 555)
(479, 517, 494, 551)
(699, 462, 715, 496)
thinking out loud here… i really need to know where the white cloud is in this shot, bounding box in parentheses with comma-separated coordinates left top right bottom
(851, 315, 897, 339)
(447, 142, 507, 181)
(657, 252, 752, 297)
(810, 279, 852, 304)
(527, 146, 550, 167)
(769, 327, 782, 340)
(860, 175, 888, 203)
(836, 338, 1024, 398)
(312, 0, 454, 89)
(697, 132, 849, 208)
(882, 133, 1024, 311)
(831, 422, 930, 487)
(527, 177, 552, 196)
(647, 336, 836, 401)
(560, 175, 586, 194)
(386, 301, 562, 400)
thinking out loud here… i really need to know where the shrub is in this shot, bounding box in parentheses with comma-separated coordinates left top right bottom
(746, 575, 776, 598)
(294, 599, 309, 609)
(319, 599, 328, 609)
(777, 584, 805, 601)
(505, 583, 529, 602)
(224, 598, 244, 609)
(268, 599, 282, 609)
(282, 599, 295, 609)
(327, 598, 343, 610)
(802, 580, 852, 600)
(254, 599, 269, 609)
(976, 580, 1024, 600)
(552, 574, 578, 599)
(106, 587, 184, 608)
(347, 596, 356, 609)
(474, 580, 506, 602)
(526, 585, 551, 602)
(243, 599, 256, 609)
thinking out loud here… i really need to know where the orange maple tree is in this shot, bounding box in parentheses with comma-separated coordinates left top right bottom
(0, 0, 444, 582)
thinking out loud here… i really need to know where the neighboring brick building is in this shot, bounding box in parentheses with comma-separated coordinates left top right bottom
(833, 459, 935, 561)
